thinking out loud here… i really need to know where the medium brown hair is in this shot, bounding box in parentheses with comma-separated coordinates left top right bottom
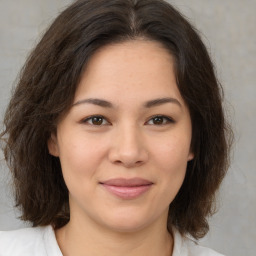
(1, 0, 232, 239)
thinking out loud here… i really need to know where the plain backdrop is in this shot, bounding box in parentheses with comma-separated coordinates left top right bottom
(0, 1, 255, 255)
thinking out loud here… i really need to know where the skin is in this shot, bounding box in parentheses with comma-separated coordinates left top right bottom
(48, 40, 194, 256)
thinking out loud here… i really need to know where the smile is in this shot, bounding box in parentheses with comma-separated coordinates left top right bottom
(100, 178, 153, 200)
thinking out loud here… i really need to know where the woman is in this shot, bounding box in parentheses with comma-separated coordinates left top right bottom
(0, 0, 232, 255)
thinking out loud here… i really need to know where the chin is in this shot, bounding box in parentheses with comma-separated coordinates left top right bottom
(97, 210, 159, 234)
(105, 221, 149, 234)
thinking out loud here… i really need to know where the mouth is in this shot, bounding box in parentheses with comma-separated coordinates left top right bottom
(99, 178, 153, 200)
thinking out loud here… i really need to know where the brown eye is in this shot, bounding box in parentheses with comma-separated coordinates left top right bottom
(152, 116, 164, 125)
(82, 115, 109, 126)
(91, 116, 104, 125)
(146, 115, 174, 125)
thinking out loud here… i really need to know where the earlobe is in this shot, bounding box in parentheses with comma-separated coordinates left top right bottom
(47, 133, 59, 157)
(187, 152, 194, 161)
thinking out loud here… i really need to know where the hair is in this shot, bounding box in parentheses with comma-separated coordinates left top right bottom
(1, 0, 232, 239)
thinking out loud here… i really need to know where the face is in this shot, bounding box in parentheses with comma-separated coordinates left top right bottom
(48, 40, 193, 233)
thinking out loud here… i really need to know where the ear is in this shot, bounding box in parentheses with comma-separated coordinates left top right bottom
(187, 151, 194, 161)
(47, 133, 59, 157)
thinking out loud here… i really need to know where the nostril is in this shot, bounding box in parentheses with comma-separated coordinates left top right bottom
(114, 160, 123, 165)
(113, 159, 144, 168)
(108, 141, 149, 167)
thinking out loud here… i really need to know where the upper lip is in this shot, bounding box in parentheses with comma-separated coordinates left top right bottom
(100, 178, 153, 187)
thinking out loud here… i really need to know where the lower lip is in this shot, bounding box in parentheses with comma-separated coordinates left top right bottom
(101, 184, 152, 199)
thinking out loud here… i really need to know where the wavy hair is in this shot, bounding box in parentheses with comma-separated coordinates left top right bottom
(1, 0, 232, 239)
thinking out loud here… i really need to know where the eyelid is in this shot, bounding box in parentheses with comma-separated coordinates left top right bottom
(80, 114, 175, 126)
(81, 115, 111, 125)
(145, 115, 175, 125)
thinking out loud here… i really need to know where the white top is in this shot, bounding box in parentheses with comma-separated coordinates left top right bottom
(0, 225, 224, 256)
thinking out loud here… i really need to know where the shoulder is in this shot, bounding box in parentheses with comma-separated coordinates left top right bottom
(0, 225, 61, 256)
(186, 242, 225, 256)
(172, 228, 225, 256)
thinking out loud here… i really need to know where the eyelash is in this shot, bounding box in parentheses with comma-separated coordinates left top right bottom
(81, 115, 110, 126)
(146, 115, 175, 125)
(81, 115, 175, 126)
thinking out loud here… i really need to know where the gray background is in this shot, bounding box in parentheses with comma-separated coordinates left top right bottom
(0, 1, 255, 255)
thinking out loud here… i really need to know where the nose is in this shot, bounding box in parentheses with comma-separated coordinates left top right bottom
(108, 124, 149, 168)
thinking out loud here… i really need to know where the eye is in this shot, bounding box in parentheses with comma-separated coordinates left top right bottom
(82, 115, 110, 126)
(146, 115, 174, 125)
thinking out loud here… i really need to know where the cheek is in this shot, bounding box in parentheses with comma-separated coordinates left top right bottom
(57, 135, 108, 182)
(150, 136, 190, 193)
(57, 137, 108, 204)
(152, 135, 191, 169)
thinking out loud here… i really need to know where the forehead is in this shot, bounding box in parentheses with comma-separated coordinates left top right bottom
(85, 39, 174, 74)
(74, 40, 183, 105)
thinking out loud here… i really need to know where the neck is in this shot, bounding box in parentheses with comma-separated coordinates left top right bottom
(55, 212, 173, 256)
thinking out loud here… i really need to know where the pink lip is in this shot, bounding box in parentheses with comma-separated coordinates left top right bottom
(100, 178, 153, 200)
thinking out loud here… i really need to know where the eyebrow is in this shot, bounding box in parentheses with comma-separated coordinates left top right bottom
(73, 98, 113, 108)
(73, 97, 181, 108)
(143, 97, 181, 108)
